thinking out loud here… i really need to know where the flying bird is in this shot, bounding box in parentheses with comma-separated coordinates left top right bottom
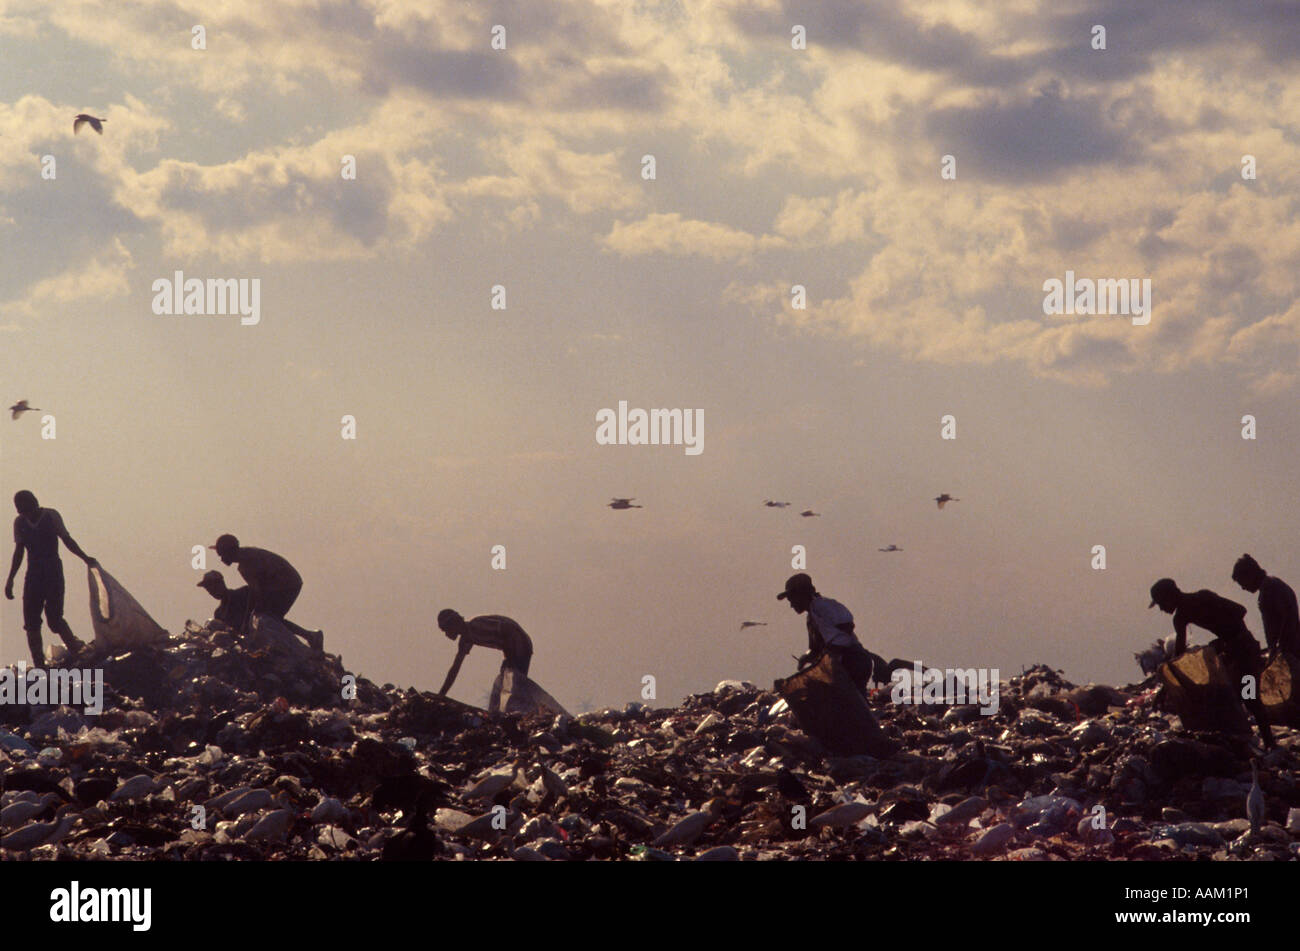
(934, 494, 960, 509)
(608, 498, 642, 509)
(800, 510, 820, 517)
(73, 114, 106, 135)
(739, 621, 767, 631)
(9, 400, 40, 419)
(763, 500, 791, 508)
(878, 544, 903, 552)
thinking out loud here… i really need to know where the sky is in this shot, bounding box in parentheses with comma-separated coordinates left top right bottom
(1, 0, 1298, 711)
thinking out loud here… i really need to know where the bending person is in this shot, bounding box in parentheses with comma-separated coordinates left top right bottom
(436, 609, 534, 711)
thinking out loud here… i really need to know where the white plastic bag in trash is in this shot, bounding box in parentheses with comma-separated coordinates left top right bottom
(87, 564, 168, 648)
(491, 668, 570, 716)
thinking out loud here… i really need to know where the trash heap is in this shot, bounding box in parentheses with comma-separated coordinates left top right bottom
(2, 623, 1299, 861)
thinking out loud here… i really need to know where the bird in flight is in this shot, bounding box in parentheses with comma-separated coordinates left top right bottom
(608, 498, 642, 510)
(73, 114, 106, 135)
(9, 400, 41, 420)
(878, 544, 903, 552)
(763, 500, 791, 508)
(739, 621, 768, 631)
(934, 494, 960, 509)
(800, 510, 820, 517)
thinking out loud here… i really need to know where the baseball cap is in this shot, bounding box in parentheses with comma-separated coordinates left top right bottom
(777, 573, 815, 601)
(1149, 578, 1178, 608)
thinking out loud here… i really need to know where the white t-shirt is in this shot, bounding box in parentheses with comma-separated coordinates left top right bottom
(807, 596, 857, 648)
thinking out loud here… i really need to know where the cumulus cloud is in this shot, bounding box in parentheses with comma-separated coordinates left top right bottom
(603, 212, 786, 261)
(0, 238, 133, 323)
(1, 0, 1297, 388)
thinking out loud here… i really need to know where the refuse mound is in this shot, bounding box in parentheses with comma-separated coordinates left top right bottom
(2, 636, 1299, 862)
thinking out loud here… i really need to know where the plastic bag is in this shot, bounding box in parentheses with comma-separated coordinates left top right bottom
(87, 564, 168, 648)
(491, 668, 570, 716)
(775, 652, 898, 757)
(1157, 644, 1250, 733)
(1261, 651, 1300, 727)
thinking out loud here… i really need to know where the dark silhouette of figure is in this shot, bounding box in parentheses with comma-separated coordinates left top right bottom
(437, 609, 533, 706)
(1149, 577, 1275, 749)
(1231, 554, 1300, 660)
(776, 572, 902, 695)
(374, 774, 445, 862)
(210, 534, 321, 651)
(4, 491, 97, 666)
(196, 570, 252, 631)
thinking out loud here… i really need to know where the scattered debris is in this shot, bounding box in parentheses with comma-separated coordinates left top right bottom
(1, 628, 1296, 860)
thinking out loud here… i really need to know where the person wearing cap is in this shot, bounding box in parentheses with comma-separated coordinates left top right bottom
(1149, 577, 1275, 749)
(436, 609, 534, 707)
(196, 570, 252, 632)
(5, 490, 97, 667)
(1231, 554, 1300, 661)
(777, 573, 876, 696)
(210, 533, 322, 651)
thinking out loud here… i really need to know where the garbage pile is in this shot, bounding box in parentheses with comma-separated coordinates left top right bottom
(2, 623, 1299, 861)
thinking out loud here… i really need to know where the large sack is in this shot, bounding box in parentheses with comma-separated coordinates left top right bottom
(491, 668, 570, 717)
(1157, 643, 1250, 734)
(87, 565, 168, 649)
(775, 653, 898, 757)
(1261, 652, 1300, 727)
(248, 613, 312, 659)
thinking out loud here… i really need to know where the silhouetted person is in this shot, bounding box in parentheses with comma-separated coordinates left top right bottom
(777, 573, 891, 696)
(1231, 554, 1300, 660)
(4, 491, 97, 666)
(196, 570, 252, 631)
(210, 534, 322, 651)
(436, 610, 533, 708)
(1149, 578, 1275, 749)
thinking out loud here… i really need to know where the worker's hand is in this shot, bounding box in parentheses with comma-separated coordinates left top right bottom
(3, 581, 12, 600)
(86, 557, 99, 569)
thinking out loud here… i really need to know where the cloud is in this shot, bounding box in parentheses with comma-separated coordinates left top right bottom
(925, 81, 1139, 183)
(2, 0, 1297, 391)
(603, 212, 786, 261)
(0, 238, 133, 321)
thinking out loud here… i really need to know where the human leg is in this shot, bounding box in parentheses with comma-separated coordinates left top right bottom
(1226, 648, 1275, 750)
(43, 564, 84, 652)
(833, 645, 872, 696)
(22, 569, 47, 666)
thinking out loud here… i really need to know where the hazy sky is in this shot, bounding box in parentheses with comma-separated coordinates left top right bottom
(2, 0, 1299, 710)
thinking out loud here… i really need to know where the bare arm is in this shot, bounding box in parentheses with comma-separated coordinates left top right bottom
(439, 642, 471, 696)
(1173, 620, 1187, 656)
(1259, 589, 1281, 656)
(4, 544, 21, 596)
(54, 515, 95, 565)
